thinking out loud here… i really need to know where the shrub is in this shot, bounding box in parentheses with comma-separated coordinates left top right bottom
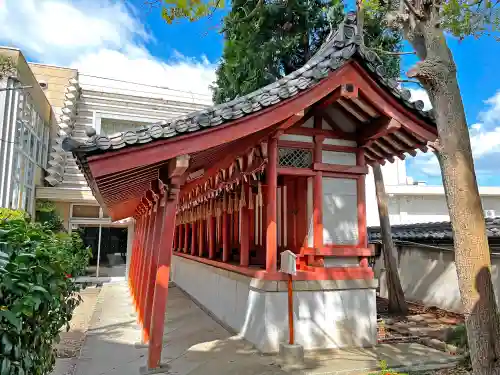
(0, 209, 91, 375)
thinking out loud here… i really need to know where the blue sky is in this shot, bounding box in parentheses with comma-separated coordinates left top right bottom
(1, 0, 499, 186)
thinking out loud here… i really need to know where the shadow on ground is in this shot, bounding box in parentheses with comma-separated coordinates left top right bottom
(72, 283, 459, 375)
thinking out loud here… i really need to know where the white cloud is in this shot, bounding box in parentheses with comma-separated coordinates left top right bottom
(410, 89, 500, 183)
(0, 0, 216, 97)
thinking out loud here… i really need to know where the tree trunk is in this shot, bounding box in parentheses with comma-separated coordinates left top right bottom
(373, 164, 408, 314)
(406, 15, 500, 374)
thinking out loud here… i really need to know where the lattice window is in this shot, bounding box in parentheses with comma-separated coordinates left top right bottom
(278, 147, 313, 168)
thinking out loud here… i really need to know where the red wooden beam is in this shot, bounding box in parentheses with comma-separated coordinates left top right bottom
(277, 167, 316, 177)
(287, 127, 349, 139)
(313, 163, 368, 175)
(88, 64, 355, 178)
(358, 116, 402, 144)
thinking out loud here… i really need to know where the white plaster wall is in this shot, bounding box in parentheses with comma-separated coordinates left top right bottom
(374, 245, 500, 313)
(322, 151, 356, 166)
(171, 256, 377, 353)
(322, 178, 358, 245)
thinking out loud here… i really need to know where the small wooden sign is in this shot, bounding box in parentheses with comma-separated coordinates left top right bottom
(280, 250, 297, 275)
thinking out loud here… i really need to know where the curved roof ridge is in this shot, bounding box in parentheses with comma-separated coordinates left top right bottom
(63, 11, 434, 156)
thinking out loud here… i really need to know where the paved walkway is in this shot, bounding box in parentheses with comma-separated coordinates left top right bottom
(73, 282, 460, 375)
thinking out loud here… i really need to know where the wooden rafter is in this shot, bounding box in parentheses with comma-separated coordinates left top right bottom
(358, 116, 402, 144)
(318, 110, 355, 140)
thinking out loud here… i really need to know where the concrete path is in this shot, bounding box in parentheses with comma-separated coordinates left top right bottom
(73, 282, 460, 375)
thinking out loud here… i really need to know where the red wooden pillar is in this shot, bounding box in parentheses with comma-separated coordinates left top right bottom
(313, 133, 325, 262)
(266, 135, 278, 272)
(143, 199, 165, 342)
(178, 224, 184, 252)
(173, 225, 178, 251)
(240, 185, 250, 267)
(184, 222, 189, 253)
(138, 204, 156, 323)
(357, 150, 367, 248)
(198, 218, 204, 257)
(222, 196, 229, 262)
(148, 194, 179, 369)
(357, 150, 368, 268)
(191, 220, 197, 255)
(209, 211, 215, 259)
(134, 213, 147, 306)
(136, 209, 153, 320)
(129, 216, 142, 290)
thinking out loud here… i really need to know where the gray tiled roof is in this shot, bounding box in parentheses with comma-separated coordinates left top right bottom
(368, 217, 500, 242)
(62, 12, 434, 156)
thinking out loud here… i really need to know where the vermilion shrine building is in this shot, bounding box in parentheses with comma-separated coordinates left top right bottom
(64, 14, 437, 370)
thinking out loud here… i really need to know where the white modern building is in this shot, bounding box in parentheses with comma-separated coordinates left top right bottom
(30, 63, 211, 280)
(365, 158, 500, 226)
(0, 47, 53, 215)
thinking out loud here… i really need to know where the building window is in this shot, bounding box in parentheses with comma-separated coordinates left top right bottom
(72, 205, 100, 218)
(6, 91, 50, 213)
(94, 112, 157, 136)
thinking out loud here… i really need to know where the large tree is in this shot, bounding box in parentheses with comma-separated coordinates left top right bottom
(212, 0, 403, 103)
(360, 0, 500, 373)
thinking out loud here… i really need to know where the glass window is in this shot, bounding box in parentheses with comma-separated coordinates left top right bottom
(18, 188, 25, 211)
(15, 120, 22, 145)
(37, 116, 43, 138)
(36, 139, 42, 164)
(72, 205, 100, 218)
(12, 151, 20, 181)
(10, 180, 20, 209)
(100, 118, 146, 135)
(25, 187, 32, 213)
(22, 126, 30, 153)
(25, 161, 34, 187)
(30, 134, 36, 159)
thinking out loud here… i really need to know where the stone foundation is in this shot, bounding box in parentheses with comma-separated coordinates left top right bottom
(171, 255, 377, 353)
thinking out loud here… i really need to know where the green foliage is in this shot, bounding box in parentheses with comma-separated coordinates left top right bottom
(162, 0, 225, 23)
(212, 0, 402, 104)
(0, 209, 28, 222)
(364, 0, 500, 40)
(35, 200, 64, 233)
(0, 56, 15, 81)
(368, 360, 408, 375)
(0, 209, 91, 375)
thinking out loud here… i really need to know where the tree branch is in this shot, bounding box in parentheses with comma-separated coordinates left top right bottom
(403, 0, 425, 20)
(427, 139, 443, 154)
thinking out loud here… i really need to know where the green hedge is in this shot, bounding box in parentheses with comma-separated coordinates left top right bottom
(0, 209, 91, 375)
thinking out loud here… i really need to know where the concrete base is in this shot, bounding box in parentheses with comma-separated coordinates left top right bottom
(171, 255, 378, 353)
(279, 342, 304, 369)
(139, 364, 170, 375)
